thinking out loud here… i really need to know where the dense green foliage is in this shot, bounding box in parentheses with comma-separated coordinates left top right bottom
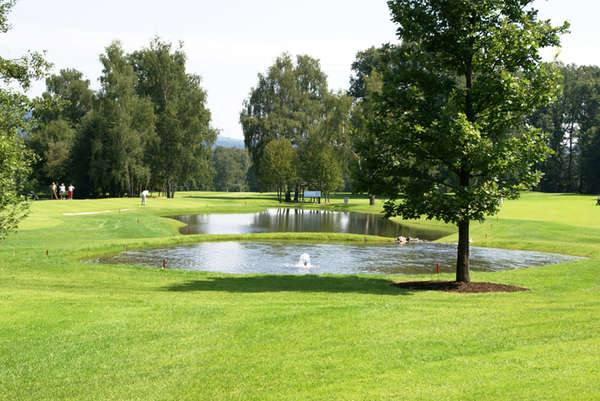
(240, 53, 352, 198)
(26, 68, 93, 194)
(24, 38, 215, 199)
(301, 136, 344, 201)
(131, 38, 217, 198)
(359, 0, 567, 281)
(0, 0, 49, 241)
(0, 192, 598, 400)
(530, 63, 600, 194)
(212, 146, 250, 192)
(259, 137, 297, 201)
(84, 42, 157, 197)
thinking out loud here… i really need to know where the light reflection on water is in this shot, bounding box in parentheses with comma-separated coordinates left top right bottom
(171, 208, 447, 240)
(98, 241, 580, 275)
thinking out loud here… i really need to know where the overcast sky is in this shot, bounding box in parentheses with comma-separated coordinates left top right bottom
(4, 0, 599, 139)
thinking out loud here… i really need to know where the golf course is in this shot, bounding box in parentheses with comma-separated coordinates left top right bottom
(1, 191, 598, 400)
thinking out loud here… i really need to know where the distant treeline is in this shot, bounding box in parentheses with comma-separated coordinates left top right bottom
(529, 64, 600, 194)
(22, 42, 600, 199)
(26, 38, 217, 199)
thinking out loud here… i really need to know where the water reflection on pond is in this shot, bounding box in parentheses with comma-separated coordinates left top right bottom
(98, 241, 580, 276)
(172, 208, 447, 240)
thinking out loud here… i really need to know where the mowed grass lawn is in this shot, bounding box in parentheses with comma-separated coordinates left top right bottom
(0, 192, 598, 400)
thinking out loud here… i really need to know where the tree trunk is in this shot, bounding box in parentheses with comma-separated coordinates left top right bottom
(456, 219, 470, 283)
(568, 123, 574, 192)
(166, 179, 175, 198)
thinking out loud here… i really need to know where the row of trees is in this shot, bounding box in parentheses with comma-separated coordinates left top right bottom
(21, 38, 599, 203)
(240, 55, 600, 203)
(530, 63, 600, 194)
(26, 39, 217, 198)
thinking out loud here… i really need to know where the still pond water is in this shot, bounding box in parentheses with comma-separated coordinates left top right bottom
(99, 241, 578, 275)
(96, 209, 580, 275)
(172, 208, 447, 240)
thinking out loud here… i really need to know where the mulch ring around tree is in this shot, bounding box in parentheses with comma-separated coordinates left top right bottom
(392, 280, 529, 293)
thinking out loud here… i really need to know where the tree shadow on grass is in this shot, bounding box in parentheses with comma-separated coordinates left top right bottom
(163, 275, 412, 296)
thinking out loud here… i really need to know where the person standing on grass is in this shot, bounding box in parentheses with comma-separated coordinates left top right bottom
(68, 184, 75, 200)
(141, 189, 149, 206)
(59, 183, 66, 200)
(50, 182, 58, 200)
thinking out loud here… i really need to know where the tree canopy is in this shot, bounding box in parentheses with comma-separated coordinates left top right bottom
(84, 41, 157, 197)
(0, 0, 49, 240)
(240, 53, 352, 198)
(131, 38, 217, 198)
(259, 138, 297, 202)
(361, 0, 567, 282)
(23, 37, 217, 198)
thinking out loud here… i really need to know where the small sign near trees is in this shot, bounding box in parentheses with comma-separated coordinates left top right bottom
(304, 191, 321, 198)
(303, 190, 322, 203)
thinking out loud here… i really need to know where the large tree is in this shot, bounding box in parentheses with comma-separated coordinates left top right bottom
(131, 38, 216, 198)
(240, 53, 352, 197)
(300, 137, 343, 202)
(25, 68, 93, 194)
(365, 0, 566, 282)
(241, 54, 327, 171)
(0, 0, 49, 240)
(84, 42, 156, 197)
(349, 46, 392, 196)
(39, 68, 94, 125)
(259, 138, 297, 202)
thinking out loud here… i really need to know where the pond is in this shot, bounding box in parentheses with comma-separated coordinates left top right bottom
(97, 241, 580, 276)
(172, 208, 447, 240)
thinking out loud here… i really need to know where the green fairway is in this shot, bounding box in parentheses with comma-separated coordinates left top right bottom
(1, 192, 598, 400)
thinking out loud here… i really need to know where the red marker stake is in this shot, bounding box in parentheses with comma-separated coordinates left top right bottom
(46, 250, 48, 256)
(162, 259, 166, 269)
(436, 263, 440, 275)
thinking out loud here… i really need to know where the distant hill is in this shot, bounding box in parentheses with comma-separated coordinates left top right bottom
(215, 136, 245, 149)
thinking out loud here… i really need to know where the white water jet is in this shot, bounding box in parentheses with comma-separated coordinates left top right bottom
(296, 253, 312, 268)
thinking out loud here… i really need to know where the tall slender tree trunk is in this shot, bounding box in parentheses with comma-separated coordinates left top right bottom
(456, 219, 470, 282)
(166, 178, 173, 199)
(568, 124, 574, 192)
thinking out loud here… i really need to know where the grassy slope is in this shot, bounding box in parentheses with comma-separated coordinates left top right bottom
(0, 192, 598, 400)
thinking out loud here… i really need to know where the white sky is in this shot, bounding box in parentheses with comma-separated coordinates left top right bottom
(4, 0, 599, 140)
